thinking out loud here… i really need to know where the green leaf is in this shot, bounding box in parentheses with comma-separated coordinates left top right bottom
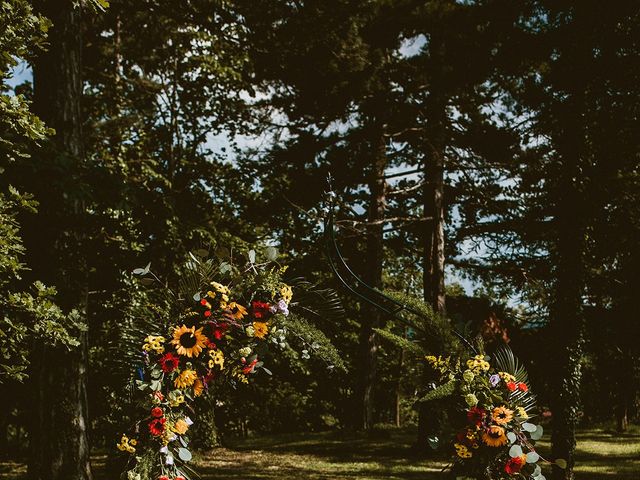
(178, 447, 192, 462)
(526, 451, 540, 463)
(509, 445, 523, 457)
(555, 459, 567, 469)
(265, 246, 278, 261)
(417, 379, 456, 402)
(530, 425, 544, 440)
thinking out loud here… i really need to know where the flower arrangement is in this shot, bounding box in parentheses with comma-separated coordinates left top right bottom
(115, 250, 322, 480)
(421, 347, 566, 480)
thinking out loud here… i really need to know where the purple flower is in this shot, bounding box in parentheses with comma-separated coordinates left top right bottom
(269, 299, 290, 316)
(490, 374, 501, 387)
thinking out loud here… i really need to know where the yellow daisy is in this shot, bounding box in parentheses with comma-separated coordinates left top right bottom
(171, 325, 207, 358)
(280, 284, 293, 303)
(253, 321, 269, 339)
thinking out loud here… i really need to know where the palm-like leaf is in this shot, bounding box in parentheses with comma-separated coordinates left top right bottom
(492, 344, 537, 414)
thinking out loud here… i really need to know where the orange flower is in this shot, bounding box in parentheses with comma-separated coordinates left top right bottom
(492, 406, 514, 425)
(252, 321, 269, 339)
(482, 425, 508, 447)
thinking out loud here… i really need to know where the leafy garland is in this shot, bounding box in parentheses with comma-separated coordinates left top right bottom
(422, 347, 567, 480)
(115, 250, 334, 480)
(371, 291, 567, 480)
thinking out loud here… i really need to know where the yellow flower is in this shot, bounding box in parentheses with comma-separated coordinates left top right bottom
(169, 394, 185, 407)
(227, 302, 247, 320)
(173, 419, 189, 435)
(492, 406, 514, 425)
(454, 443, 472, 458)
(174, 369, 197, 389)
(466, 355, 490, 373)
(171, 325, 207, 358)
(116, 434, 136, 453)
(482, 425, 508, 447)
(516, 406, 529, 419)
(142, 335, 165, 354)
(498, 371, 516, 383)
(280, 284, 293, 304)
(193, 378, 204, 397)
(208, 349, 224, 370)
(252, 321, 269, 339)
(211, 281, 230, 295)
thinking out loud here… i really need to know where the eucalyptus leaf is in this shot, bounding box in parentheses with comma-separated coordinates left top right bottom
(265, 246, 278, 261)
(530, 425, 544, 440)
(522, 422, 537, 432)
(526, 451, 540, 463)
(178, 447, 192, 462)
(507, 432, 517, 444)
(248, 249, 256, 263)
(509, 445, 523, 457)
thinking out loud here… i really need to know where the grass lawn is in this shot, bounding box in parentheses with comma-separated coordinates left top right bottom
(1, 425, 638, 479)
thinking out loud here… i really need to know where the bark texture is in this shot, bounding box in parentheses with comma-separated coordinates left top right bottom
(358, 127, 387, 430)
(28, 2, 92, 479)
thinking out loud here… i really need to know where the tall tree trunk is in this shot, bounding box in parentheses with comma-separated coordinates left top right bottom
(28, 2, 92, 479)
(549, 94, 586, 480)
(358, 126, 387, 431)
(417, 32, 448, 448)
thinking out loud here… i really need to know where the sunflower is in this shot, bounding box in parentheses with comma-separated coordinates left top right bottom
(482, 425, 508, 447)
(252, 321, 269, 339)
(193, 378, 204, 397)
(171, 325, 207, 357)
(492, 406, 514, 425)
(226, 302, 248, 320)
(174, 369, 197, 389)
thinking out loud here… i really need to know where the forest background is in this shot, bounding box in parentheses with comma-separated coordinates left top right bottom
(1, 1, 639, 480)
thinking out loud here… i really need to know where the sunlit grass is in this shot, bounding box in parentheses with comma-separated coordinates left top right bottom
(1, 425, 638, 479)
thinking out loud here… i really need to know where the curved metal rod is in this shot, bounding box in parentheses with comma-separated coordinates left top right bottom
(323, 185, 477, 354)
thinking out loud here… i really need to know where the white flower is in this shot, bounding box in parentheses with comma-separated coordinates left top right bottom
(246, 326, 255, 337)
(185, 416, 194, 426)
(159, 446, 169, 454)
(239, 347, 252, 357)
(166, 454, 174, 465)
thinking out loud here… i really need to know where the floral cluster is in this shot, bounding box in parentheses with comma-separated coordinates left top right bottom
(424, 352, 563, 480)
(118, 262, 295, 480)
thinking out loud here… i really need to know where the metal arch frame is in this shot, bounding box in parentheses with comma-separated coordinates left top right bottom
(323, 183, 477, 354)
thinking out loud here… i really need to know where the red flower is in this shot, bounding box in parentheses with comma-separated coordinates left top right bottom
(204, 310, 212, 318)
(151, 407, 163, 418)
(200, 298, 208, 306)
(175, 477, 186, 480)
(251, 301, 271, 319)
(213, 323, 229, 340)
(518, 382, 529, 392)
(504, 455, 525, 474)
(148, 417, 166, 436)
(467, 406, 486, 426)
(506, 381, 517, 392)
(158, 476, 170, 480)
(158, 353, 180, 373)
(242, 358, 258, 375)
(152, 391, 164, 401)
